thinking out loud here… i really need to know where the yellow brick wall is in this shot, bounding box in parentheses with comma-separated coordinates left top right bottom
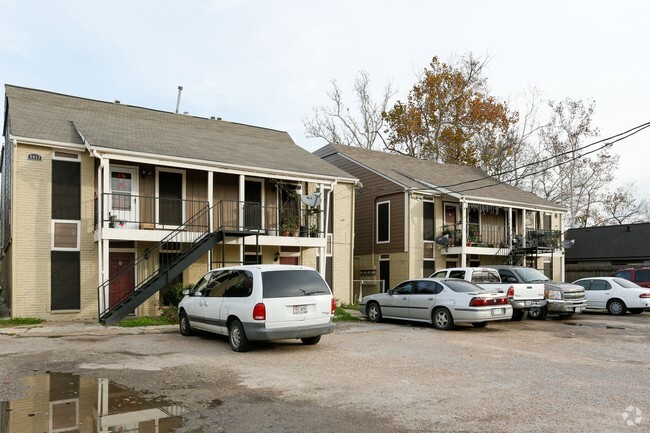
(11, 145, 98, 321)
(330, 181, 354, 305)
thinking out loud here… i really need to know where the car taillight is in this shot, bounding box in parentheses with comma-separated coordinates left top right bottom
(640, 293, 650, 298)
(469, 297, 509, 306)
(507, 286, 515, 299)
(331, 298, 336, 315)
(253, 303, 266, 320)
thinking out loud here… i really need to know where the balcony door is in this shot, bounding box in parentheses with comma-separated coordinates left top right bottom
(244, 179, 262, 230)
(157, 169, 185, 228)
(110, 166, 139, 229)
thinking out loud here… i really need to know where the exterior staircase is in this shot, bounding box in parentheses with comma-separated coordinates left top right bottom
(98, 202, 258, 325)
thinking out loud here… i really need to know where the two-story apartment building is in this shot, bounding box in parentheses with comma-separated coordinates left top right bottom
(1, 85, 357, 323)
(315, 144, 567, 297)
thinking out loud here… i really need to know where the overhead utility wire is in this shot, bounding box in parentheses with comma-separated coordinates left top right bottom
(452, 123, 650, 194)
(436, 120, 650, 190)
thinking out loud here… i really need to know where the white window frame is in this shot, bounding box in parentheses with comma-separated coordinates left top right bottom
(51, 220, 81, 251)
(376, 201, 390, 244)
(52, 151, 81, 161)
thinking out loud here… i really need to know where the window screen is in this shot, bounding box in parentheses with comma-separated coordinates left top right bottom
(377, 202, 389, 243)
(52, 160, 80, 220)
(51, 251, 80, 310)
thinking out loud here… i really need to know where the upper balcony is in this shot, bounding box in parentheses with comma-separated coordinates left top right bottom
(94, 194, 326, 246)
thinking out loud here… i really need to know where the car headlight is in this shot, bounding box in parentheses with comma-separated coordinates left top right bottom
(547, 289, 563, 300)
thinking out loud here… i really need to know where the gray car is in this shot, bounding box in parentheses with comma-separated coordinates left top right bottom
(358, 278, 512, 330)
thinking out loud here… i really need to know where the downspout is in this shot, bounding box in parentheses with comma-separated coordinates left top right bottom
(321, 181, 337, 280)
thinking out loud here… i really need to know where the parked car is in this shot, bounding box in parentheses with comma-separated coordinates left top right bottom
(489, 265, 587, 320)
(612, 267, 650, 288)
(178, 265, 336, 351)
(358, 278, 513, 330)
(572, 277, 650, 315)
(430, 267, 545, 321)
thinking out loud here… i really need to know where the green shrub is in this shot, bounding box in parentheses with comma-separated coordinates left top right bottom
(159, 282, 194, 307)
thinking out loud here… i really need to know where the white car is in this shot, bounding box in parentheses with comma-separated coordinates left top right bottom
(572, 277, 650, 315)
(359, 278, 513, 330)
(178, 265, 336, 351)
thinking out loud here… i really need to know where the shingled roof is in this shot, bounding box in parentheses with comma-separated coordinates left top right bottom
(4, 85, 354, 180)
(315, 143, 564, 210)
(565, 223, 650, 261)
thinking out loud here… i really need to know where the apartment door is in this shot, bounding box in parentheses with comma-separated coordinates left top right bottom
(244, 180, 263, 230)
(379, 259, 390, 292)
(109, 252, 135, 309)
(110, 167, 139, 229)
(157, 169, 184, 227)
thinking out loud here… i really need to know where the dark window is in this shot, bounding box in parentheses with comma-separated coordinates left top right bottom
(614, 270, 632, 281)
(377, 202, 389, 243)
(471, 270, 501, 283)
(223, 271, 254, 298)
(423, 261, 435, 278)
(416, 280, 439, 295)
(633, 270, 650, 283)
(51, 251, 80, 310)
(423, 201, 434, 241)
(262, 270, 331, 298)
(573, 280, 590, 290)
(393, 281, 415, 295)
(589, 280, 611, 291)
(431, 270, 447, 278)
(448, 270, 466, 279)
(52, 160, 80, 219)
(444, 279, 485, 293)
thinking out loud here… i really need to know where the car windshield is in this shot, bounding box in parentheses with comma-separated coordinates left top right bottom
(262, 270, 332, 298)
(613, 277, 642, 289)
(513, 268, 550, 283)
(443, 279, 485, 293)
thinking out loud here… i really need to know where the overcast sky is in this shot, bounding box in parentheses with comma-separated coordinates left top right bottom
(2, 0, 649, 194)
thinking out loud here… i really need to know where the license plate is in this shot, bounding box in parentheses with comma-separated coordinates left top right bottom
(293, 305, 308, 314)
(574, 307, 582, 312)
(525, 301, 541, 307)
(491, 308, 505, 316)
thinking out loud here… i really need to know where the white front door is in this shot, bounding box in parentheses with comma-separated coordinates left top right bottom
(110, 166, 139, 229)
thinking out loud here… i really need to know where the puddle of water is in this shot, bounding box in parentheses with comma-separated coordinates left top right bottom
(564, 322, 625, 330)
(0, 372, 187, 432)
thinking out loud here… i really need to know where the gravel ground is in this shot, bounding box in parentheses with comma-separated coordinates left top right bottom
(0, 311, 649, 432)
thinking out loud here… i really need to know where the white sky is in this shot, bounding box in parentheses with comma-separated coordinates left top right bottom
(2, 0, 649, 195)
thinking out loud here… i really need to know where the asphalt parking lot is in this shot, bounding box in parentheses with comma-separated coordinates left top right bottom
(0, 311, 649, 432)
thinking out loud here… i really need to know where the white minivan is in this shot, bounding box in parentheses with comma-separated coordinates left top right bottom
(178, 265, 336, 351)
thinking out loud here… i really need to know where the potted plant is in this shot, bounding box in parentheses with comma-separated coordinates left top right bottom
(280, 212, 299, 236)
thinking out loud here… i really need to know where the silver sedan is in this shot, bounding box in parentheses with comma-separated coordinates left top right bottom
(359, 278, 513, 330)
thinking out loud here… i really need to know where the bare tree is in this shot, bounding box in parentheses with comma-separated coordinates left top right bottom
(304, 71, 394, 149)
(535, 98, 617, 228)
(590, 183, 650, 225)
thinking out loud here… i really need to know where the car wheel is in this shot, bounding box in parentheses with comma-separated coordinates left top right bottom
(607, 299, 627, 316)
(366, 302, 382, 323)
(228, 320, 250, 352)
(471, 322, 487, 328)
(179, 311, 194, 336)
(527, 306, 548, 320)
(432, 308, 454, 330)
(301, 336, 321, 345)
(511, 309, 525, 321)
(628, 308, 644, 314)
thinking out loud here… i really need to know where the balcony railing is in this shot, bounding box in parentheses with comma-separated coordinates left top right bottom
(95, 195, 323, 237)
(439, 224, 559, 249)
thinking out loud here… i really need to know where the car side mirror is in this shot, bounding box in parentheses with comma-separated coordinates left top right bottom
(387, 289, 394, 295)
(182, 289, 190, 296)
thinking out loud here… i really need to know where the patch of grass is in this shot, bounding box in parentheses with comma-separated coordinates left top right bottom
(0, 317, 44, 328)
(333, 307, 360, 322)
(117, 316, 177, 327)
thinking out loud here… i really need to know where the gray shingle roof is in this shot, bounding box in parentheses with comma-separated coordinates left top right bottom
(315, 143, 564, 210)
(566, 223, 650, 261)
(4, 85, 353, 180)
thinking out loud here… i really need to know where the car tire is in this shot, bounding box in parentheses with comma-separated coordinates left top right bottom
(471, 322, 487, 328)
(628, 308, 644, 314)
(607, 299, 627, 316)
(228, 320, 250, 352)
(301, 336, 321, 345)
(432, 308, 454, 330)
(527, 306, 548, 320)
(366, 302, 382, 323)
(179, 311, 194, 336)
(511, 309, 525, 321)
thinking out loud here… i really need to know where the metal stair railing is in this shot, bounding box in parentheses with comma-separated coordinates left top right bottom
(97, 202, 212, 323)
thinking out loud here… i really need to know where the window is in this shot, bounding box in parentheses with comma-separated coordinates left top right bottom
(393, 281, 415, 295)
(52, 221, 80, 250)
(52, 159, 80, 220)
(416, 280, 441, 295)
(157, 168, 185, 226)
(448, 270, 466, 279)
(376, 201, 390, 243)
(51, 251, 80, 310)
(423, 201, 434, 241)
(431, 270, 447, 278)
(634, 270, 650, 284)
(613, 270, 632, 280)
(262, 269, 331, 298)
(222, 271, 254, 298)
(589, 280, 611, 291)
(423, 261, 435, 278)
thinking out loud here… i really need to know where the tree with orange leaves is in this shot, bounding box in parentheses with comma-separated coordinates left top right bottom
(382, 55, 516, 170)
